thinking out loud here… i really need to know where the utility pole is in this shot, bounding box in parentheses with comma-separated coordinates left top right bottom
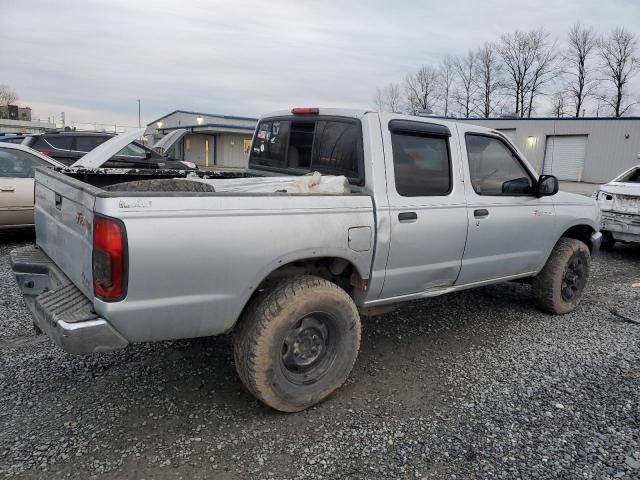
(138, 98, 141, 128)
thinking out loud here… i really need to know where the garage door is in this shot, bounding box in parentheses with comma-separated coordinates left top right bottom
(542, 135, 587, 181)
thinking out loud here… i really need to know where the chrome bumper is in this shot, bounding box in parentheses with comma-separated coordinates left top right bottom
(10, 246, 128, 355)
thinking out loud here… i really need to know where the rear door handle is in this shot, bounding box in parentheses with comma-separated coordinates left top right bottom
(474, 208, 489, 218)
(398, 212, 418, 222)
(0, 187, 15, 192)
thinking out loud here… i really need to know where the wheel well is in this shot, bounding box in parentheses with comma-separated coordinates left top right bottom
(256, 257, 366, 297)
(561, 225, 596, 251)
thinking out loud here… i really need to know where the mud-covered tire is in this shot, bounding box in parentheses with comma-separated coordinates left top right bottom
(533, 237, 591, 314)
(234, 275, 361, 412)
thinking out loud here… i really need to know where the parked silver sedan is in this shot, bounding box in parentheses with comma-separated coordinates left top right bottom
(0, 143, 64, 230)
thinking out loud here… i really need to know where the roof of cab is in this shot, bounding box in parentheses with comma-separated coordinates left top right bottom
(259, 108, 500, 135)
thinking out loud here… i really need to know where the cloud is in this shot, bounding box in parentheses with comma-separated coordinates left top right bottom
(1, 0, 639, 126)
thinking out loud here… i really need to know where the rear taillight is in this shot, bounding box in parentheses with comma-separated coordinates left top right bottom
(93, 216, 127, 301)
(39, 150, 51, 156)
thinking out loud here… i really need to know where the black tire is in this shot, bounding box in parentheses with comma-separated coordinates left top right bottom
(533, 237, 591, 314)
(234, 275, 361, 412)
(600, 231, 616, 250)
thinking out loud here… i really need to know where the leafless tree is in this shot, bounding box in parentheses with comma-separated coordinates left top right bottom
(0, 85, 18, 106)
(598, 27, 639, 117)
(498, 30, 537, 117)
(439, 56, 455, 117)
(373, 82, 402, 113)
(550, 92, 566, 118)
(499, 29, 558, 118)
(453, 51, 478, 118)
(564, 23, 598, 117)
(474, 42, 503, 118)
(524, 29, 559, 117)
(403, 66, 441, 115)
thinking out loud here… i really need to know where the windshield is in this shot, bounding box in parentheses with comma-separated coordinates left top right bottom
(616, 167, 640, 183)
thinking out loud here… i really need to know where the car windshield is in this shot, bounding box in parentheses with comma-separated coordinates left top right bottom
(616, 167, 640, 183)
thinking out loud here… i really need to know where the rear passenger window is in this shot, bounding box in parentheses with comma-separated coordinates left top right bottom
(45, 137, 73, 149)
(391, 134, 451, 196)
(75, 136, 106, 152)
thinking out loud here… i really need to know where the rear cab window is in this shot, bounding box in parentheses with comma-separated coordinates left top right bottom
(249, 116, 364, 184)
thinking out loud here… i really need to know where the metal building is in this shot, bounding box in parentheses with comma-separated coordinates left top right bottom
(146, 110, 257, 169)
(457, 117, 640, 183)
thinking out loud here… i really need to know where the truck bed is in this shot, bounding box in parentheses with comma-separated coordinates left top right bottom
(32, 167, 375, 344)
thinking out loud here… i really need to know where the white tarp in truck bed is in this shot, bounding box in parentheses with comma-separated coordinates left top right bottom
(71, 128, 147, 169)
(184, 171, 351, 194)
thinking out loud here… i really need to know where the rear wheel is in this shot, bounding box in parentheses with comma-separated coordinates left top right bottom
(234, 275, 361, 412)
(533, 237, 591, 314)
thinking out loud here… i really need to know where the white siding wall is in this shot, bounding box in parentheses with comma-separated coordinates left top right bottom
(216, 133, 251, 168)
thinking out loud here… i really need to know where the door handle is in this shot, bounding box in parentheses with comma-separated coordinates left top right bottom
(0, 187, 15, 192)
(398, 211, 418, 222)
(474, 208, 489, 218)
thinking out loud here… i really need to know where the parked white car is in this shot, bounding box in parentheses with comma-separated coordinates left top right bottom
(594, 165, 640, 248)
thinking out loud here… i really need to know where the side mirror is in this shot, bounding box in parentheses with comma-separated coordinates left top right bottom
(535, 175, 559, 197)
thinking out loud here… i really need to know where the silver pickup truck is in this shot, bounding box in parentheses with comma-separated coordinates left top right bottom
(11, 108, 601, 412)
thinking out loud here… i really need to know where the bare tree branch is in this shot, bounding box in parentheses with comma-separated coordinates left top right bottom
(498, 30, 538, 117)
(524, 29, 560, 117)
(439, 56, 455, 117)
(373, 82, 402, 113)
(403, 66, 441, 115)
(453, 51, 478, 118)
(598, 27, 640, 117)
(474, 42, 504, 118)
(0, 85, 18, 107)
(564, 23, 598, 117)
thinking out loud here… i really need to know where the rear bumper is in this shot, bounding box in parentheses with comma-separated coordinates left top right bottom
(601, 210, 640, 244)
(10, 246, 128, 354)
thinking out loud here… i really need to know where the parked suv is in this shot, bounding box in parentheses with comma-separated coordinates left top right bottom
(21, 132, 196, 170)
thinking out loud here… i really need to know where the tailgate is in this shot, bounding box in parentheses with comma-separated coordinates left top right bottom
(34, 168, 96, 299)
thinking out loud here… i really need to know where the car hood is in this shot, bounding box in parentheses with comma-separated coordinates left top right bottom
(597, 182, 640, 197)
(71, 128, 146, 169)
(153, 129, 187, 155)
(553, 190, 598, 206)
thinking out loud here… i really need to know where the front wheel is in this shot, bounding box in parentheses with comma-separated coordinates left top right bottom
(533, 237, 591, 314)
(234, 275, 361, 412)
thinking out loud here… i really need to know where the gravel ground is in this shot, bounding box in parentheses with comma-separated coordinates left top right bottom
(0, 231, 639, 479)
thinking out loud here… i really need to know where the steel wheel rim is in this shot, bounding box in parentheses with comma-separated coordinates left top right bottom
(561, 253, 587, 302)
(280, 312, 337, 385)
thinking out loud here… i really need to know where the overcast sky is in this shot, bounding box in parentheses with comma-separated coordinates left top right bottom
(1, 0, 639, 128)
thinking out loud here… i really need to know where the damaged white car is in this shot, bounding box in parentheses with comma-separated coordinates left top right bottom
(594, 165, 640, 248)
